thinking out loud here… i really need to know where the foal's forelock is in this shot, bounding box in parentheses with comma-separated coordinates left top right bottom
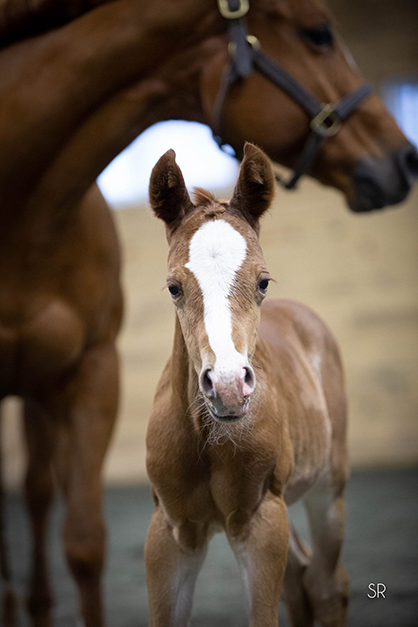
(185, 219, 248, 376)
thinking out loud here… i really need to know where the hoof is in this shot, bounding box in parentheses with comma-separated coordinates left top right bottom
(2, 586, 18, 627)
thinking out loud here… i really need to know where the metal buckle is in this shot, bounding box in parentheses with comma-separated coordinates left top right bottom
(217, 0, 249, 20)
(246, 35, 261, 50)
(310, 104, 342, 136)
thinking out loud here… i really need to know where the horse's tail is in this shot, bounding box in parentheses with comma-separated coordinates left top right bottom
(0, 405, 18, 626)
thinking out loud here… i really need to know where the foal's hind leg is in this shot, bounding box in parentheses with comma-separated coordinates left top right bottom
(302, 474, 349, 627)
(23, 400, 55, 627)
(282, 523, 314, 627)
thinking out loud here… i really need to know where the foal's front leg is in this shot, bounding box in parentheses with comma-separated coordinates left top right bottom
(227, 494, 289, 627)
(145, 507, 208, 627)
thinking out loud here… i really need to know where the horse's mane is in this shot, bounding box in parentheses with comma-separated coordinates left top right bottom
(0, 0, 110, 48)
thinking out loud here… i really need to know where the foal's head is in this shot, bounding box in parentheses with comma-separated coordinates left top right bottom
(150, 143, 274, 421)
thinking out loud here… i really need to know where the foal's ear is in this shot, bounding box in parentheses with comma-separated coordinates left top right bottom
(149, 149, 194, 231)
(230, 143, 275, 229)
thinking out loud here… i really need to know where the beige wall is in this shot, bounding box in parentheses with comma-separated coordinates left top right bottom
(110, 182, 418, 479)
(3, 180, 418, 489)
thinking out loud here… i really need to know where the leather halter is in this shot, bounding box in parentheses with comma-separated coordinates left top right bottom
(213, 0, 373, 189)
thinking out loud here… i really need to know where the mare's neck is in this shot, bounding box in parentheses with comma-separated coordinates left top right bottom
(0, 0, 224, 215)
(0, 0, 110, 46)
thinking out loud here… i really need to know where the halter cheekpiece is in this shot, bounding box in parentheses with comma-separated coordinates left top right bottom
(213, 0, 373, 189)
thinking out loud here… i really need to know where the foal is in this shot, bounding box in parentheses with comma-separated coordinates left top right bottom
(145, 144, 349, 627)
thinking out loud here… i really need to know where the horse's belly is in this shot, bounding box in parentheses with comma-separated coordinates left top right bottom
(285, 408, 332, 505)
(0, 300, 84, 396)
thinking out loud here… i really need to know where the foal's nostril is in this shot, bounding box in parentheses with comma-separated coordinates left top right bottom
(200, 368, 215, 397)
(397, 143, 418, 187)
(242, 366, 255, 398)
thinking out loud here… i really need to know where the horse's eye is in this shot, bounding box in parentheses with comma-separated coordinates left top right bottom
(258, 278, 269, 294)
(168, 284, 182, 299)
(302, 24, 334, 49)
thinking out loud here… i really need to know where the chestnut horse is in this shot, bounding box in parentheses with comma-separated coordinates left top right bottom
(0, 0, 416, 213)
(0, 0, 416, 625)
(146, 143, 349, 627)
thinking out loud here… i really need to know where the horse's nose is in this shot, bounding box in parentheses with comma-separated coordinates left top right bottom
(351, 142, 418, 212)
(241, 366, 256, 398)
(199, 365, 256, 419)
(397, 142, 418, 188)
(200, 367, 215, 398)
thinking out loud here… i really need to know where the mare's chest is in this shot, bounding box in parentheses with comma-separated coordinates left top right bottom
(0, 295, 85, 397)
(0, 216, 120, 396)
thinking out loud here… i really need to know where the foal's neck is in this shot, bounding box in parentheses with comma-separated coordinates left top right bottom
(171, 316, 199, 412)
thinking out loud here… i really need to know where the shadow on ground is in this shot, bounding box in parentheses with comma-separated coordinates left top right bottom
(4, 468, 418, 626)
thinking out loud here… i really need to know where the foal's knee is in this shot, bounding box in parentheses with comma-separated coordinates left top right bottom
(63, 520, 105, 583)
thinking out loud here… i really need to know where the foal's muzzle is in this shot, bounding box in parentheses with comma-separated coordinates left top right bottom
(351, 143, 418, 212)
(199, 364, 256, 420)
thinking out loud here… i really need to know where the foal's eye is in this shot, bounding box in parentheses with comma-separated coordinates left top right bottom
(257, 278, 270, 294)
(168, 284, 182, 299)
(302, 24, 334, 49)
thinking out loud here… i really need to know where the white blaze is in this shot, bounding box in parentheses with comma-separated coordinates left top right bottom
(185, 220, 247, 379)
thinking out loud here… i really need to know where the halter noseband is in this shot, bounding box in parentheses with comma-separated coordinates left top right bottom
(213, 0, 373, 189)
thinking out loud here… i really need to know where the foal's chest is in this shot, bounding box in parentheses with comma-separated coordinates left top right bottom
(210, 450, 278, 514)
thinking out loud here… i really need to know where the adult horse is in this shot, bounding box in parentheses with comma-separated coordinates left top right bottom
(0, 0, 416, 212)
(0, 0, 417, 626)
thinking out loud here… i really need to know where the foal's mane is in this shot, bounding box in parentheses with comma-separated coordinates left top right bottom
(192, 187, 231, 215)
(192, 188, 219, 207)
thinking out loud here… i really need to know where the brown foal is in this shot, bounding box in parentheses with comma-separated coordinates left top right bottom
(146, 143, 349, 627)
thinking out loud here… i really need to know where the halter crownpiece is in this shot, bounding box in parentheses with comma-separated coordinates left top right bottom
(213, 0, 373, 189)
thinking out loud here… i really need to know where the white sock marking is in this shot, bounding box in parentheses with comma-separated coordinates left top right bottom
(185, 220, 247, 379)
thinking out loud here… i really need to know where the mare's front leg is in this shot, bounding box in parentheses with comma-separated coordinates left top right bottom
(145, 506, 208, 627)
(227, 494, 289, 627)
(50, 341, 119, 627)
(23, 401, 55, 627)
(0, 406, 18, 627)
